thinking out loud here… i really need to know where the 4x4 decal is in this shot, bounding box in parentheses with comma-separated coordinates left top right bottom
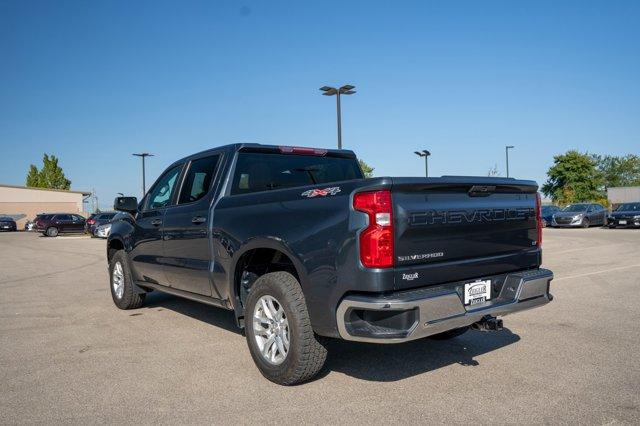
(301, 187, 341, 198)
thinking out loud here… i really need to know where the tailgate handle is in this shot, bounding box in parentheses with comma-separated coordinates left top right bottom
(468, 185, 496, 197)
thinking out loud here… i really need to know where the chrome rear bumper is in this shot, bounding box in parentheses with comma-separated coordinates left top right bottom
(336, 268, 553, 343)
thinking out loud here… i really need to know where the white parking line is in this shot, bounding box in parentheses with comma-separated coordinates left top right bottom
(554, 263, 640, 281)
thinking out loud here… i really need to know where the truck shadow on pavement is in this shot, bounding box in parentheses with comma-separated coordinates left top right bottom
(143, 292, 241, 334)
(320, 329, 520, 382)
(142, 291, 520, 383)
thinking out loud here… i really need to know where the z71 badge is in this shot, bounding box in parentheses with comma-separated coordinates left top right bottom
(301, 187, 341, 198)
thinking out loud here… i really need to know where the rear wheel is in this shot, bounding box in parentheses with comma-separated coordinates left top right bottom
(46, 227, 59, 237)
(429, 326, 469, 340)
(245, 271, 327, 385)
(109, 250, 145, 309)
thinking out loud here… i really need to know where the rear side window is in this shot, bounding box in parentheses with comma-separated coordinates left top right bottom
(178, 155, 220, 204)
(231, 152, 362, 195)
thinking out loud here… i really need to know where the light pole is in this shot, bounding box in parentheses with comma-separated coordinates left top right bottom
(132, 153, 154, 197)
(505, 145, 514, 177)
(414, 150, 431, 177)
(319, 84, 356, 149)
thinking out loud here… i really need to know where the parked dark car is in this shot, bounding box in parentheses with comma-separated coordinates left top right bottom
(0, 216, 17, 232)
(36, 213, 86, 237)
(107, 143, 553, 385)
(85, 212, 117, 236)
(25, 213, 46, 231)
(540, 205, 560, 227)
(551, 203, 606, 228)
(608, 202, 640, 228)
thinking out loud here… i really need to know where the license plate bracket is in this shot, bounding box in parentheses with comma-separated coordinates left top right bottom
(464, 280, 491, 306)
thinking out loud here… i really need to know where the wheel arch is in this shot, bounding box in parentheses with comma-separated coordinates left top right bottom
(230, 237, 307, 324)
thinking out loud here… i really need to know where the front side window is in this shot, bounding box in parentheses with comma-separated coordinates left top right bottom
(178, 155, 220, 204)
(145, 165, 182, 210)
(56, 214, 72, 221)
(231, 152, 362, 195)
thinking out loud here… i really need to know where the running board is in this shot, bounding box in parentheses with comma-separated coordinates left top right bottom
(135, 281, 232, 310)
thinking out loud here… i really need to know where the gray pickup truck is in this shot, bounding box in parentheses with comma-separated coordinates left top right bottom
(108, 143, 553, 385)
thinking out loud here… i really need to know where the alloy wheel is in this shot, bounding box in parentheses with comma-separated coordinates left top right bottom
(253, 295, 290, 365)
(112, 261, 125, 299)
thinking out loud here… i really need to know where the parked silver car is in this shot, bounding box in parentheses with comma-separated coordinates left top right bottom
(551, 203, 606, 228)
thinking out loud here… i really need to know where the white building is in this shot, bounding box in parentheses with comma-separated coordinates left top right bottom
(0, 184, 91, 228)
(607, 186, 640, 207)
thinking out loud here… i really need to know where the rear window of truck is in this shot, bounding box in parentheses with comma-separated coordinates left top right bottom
(231, 152, 363, 195)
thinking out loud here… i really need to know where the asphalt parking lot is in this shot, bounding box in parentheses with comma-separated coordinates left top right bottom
(1, 228, 639, 424)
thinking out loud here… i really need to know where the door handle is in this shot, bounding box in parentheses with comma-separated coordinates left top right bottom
(151, 219, 162, 226)
(192, 216, 206, 224)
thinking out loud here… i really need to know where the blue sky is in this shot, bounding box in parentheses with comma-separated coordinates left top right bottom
(1, 0, 639, 209)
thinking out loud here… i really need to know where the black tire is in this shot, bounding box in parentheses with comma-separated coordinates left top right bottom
(245, 271, 327, 385)
(429, 326, 470, 340)
(46, 227, 59, 237)
(581, 218, 590, 228)
(109, 250, 145, 309)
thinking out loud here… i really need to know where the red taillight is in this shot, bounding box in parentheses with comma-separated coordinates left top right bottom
(353, 190, 394, 268)
(87, 219, 95, 225)
(278, 146, 328, 156)
(535, 192, 542, 247)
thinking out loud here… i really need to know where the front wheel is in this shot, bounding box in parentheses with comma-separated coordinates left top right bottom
(245, 271, 327, 385)
(581, 218, 590, 228)
(109, 250, 145, 309)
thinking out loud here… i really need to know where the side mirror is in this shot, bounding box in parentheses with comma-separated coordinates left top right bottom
(114, 196, 138, 213)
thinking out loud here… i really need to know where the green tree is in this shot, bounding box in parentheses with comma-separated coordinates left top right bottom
(593, 154, 640, 189)
(26, 165, 40, 187)
(542, 150, 605, 205)
(358, 159, 374, 178)
(25, 154, 71, 190)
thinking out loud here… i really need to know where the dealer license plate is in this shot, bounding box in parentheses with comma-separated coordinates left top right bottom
(619, 220, 627, 225)
(464, 280, 491, 306)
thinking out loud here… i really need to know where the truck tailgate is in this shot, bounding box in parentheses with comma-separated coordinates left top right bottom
(392, 177, 540, 290)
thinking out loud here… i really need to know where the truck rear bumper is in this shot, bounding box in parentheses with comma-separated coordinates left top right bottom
(336, 268, 553, 343)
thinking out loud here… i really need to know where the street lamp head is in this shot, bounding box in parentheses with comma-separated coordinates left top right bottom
(321, 85, 356, 96)
(506, 145, 514, 149)
(423, 150, 431, 156)
(319, 86, 338, 96)
(414, 151, 423, 157)
(132, 152, 154, 157)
